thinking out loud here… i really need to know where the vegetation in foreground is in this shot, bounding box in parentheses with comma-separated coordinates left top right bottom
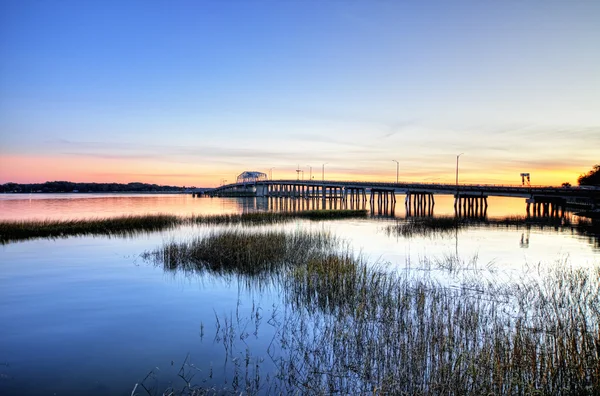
(0, 210, 367, 244)
(141, 229, 336, 278)
(141, 229, 600, 395)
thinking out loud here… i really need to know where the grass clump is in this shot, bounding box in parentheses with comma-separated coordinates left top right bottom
(142, 228, 337, 277)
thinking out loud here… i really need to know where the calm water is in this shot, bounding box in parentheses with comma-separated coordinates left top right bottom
(0, 193, 598, 395)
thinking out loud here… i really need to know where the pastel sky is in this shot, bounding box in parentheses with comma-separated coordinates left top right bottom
(1, 0, 598, 187)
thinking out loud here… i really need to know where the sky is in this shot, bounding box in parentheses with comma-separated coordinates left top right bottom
(1, 0, 598, 187)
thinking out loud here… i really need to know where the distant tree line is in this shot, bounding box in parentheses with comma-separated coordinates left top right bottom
(578, 164, 600, 186)
(0, 181, 195, 193)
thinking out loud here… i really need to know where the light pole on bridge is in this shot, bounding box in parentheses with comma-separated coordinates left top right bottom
(456, 153, 464, 192)
(307, 165, 312, 180)
(269, 167, 275, 180)
(392, 160, 399, 184)
(322, 163, 328, 182)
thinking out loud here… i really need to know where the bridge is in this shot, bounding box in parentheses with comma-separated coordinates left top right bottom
(203, 178, 599, 217)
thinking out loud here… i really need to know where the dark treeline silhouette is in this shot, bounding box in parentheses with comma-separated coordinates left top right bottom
(1, 181, 194, 193)
(578, 164, 600, 186)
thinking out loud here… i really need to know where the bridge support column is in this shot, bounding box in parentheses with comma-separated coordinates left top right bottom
(256, 184, 267, 197)
(344, 187, 366, 210)
(370, 188, 396, 216)
(526, 197, 566, 218)
(406, 192, 435, 217)
(454, 194, 488, 218)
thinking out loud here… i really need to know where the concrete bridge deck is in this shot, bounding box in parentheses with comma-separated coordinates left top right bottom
(207, 179, 599, 201)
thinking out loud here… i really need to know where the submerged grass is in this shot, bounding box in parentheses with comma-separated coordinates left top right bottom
(0, 210, 367, 244)
(143, 229, 600, 395)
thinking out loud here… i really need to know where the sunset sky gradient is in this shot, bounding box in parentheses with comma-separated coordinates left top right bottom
(1, 0, 598, 187)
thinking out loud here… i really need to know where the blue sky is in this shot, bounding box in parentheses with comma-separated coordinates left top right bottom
(1, 0, 598, 186)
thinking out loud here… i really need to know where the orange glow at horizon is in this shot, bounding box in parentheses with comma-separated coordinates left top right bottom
(0, 154, 589, 188)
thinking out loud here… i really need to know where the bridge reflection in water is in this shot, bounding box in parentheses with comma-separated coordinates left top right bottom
(267, 196, 362, 212)
(212, 196, 578, 224)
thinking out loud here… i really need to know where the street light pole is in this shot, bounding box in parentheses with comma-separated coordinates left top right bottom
(456, 153, 464, 191)
(392, 160, 399, 183)
(322, 163, 328, 182)
(307, 165, 312, 180)
(269, 167, 275, 180)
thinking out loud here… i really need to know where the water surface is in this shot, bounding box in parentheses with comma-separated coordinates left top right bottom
(0, 193, 598, 394)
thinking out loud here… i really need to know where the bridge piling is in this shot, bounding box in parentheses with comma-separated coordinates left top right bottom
(369, 188, 396, 215)
(454, 194, 488, 218)
(406, 192, 435, 217)
(526, 197, 566, 218)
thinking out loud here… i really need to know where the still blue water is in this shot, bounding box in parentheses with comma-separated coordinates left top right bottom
(0, 194, 598, 395)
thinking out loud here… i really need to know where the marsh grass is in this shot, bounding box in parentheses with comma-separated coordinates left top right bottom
(0, 214, 180, 243)
(387, 214, 600, 243)
(388, 216, 465, 238)
(143, 229, 600, 395)
(282, 262, 599, 394)
(0, 210, 367, 243)
(189, 209, 368, 226)
(142, 228, 338, 278)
